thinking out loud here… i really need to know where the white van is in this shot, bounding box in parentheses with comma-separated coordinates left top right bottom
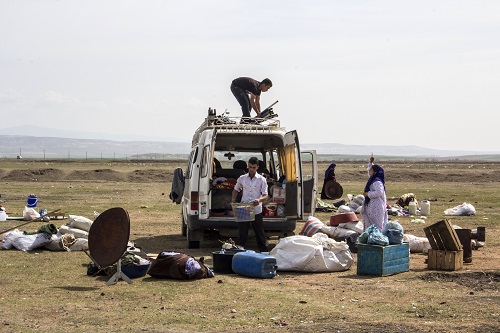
(176, 110, 317, 248)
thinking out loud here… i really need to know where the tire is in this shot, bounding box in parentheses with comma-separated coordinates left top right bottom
(188, 240, 200, 249)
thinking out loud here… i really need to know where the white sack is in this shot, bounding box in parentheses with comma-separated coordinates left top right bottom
(1, 229, 24, 249)
(403, 234, 431, 253)
(59, 225, 89, 239)
(67, 215, 93, 231)
(11, 232, 53, 251)
(269, 235, 353, 272)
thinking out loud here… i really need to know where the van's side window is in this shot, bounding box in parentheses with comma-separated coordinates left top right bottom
(185, 148, 198, 179)
(201, 145, 210, 178)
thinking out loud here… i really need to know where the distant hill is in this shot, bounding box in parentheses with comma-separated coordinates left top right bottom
(1, 134, 499, 161)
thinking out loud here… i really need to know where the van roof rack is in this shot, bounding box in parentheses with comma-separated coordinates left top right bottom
(191, 108, 283, 147)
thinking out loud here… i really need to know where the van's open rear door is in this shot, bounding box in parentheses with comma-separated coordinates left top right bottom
(197, 129, 216, 220)
(283, 130, 303, 220)
(301, 150, 317, 217)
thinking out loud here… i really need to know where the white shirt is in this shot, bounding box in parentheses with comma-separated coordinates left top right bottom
(234, 172, 268, 214)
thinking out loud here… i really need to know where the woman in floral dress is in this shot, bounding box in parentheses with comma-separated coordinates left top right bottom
(361, 164, 388, 231)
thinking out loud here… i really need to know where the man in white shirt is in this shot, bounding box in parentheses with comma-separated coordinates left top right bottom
(231, 157, 269, 252)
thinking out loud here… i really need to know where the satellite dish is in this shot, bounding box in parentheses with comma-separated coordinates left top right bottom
(88, 207, 132, 285)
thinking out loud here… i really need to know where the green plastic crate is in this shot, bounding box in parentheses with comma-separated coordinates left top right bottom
(357, 243, 410, 276)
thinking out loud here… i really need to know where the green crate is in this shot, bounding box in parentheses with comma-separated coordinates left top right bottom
(357, 243, 410, 276)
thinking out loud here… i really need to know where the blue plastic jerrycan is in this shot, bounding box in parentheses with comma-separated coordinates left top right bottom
(231, 251, 277, 279)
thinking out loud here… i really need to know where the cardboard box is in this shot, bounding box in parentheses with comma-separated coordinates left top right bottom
(427, 249, 463, 271)
(357, 243, 410, 276)
(272, 187, 286, 204)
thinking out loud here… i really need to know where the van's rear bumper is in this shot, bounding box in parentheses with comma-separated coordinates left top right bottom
(186, 215, 296, 232)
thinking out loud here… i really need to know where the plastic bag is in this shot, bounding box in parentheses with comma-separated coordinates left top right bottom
(382, 221, 404, 244)
(359, 225, 389, 246)
(444, 203, 476, 216)
(23, 206, 40, 221)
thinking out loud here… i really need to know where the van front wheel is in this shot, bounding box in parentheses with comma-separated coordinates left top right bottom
(188, 240, 200, 249)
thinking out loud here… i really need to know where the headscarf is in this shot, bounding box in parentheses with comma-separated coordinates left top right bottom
(364, 164, 385, 205)
(324, 162, 336, 181)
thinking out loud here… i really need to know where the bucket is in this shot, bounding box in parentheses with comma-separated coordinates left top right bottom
(231, 203, 255, 222)
(420, 200, 430, 216)
(27, 195, 38, 208)
(263, 204, 277, 217)
(212, 249, 246, 274)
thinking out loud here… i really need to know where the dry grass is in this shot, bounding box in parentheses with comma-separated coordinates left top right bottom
(0, 160, 499, 333)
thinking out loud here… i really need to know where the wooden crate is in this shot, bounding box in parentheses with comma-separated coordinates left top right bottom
(427, 249, 463, 271)
(423, 219, 462, 251)
(357, 243, 410, 276)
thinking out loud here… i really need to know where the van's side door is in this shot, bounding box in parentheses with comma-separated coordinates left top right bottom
(301, 150, 317, 217)
(283, 130, 303, 220)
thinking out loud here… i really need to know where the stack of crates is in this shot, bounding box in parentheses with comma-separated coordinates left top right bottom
(424, 219, 463, 271)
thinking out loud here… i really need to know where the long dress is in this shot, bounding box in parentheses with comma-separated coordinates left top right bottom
(361, 180, 388, 231)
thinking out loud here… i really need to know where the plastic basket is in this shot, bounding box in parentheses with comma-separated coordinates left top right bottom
(231, 203, 255, 222)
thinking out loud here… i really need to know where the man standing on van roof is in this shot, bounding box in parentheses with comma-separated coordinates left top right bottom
(231, 156, 269, 252)
(230, 77, 272, 117)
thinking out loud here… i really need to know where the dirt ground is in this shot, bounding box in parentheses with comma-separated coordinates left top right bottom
(1, 160, 499, 184)
(1, 161, 499, 333)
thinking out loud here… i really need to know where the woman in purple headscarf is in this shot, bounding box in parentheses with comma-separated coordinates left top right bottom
(361, 164, 388, 231)
(320, 162, 336, 199)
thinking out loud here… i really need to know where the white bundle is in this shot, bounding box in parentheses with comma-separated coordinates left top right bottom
(444, 203, 476, 216)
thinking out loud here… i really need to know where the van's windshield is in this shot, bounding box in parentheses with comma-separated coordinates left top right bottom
(213, 150, 283, 181)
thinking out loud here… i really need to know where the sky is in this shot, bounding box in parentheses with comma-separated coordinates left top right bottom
(1, 1, 499, 152)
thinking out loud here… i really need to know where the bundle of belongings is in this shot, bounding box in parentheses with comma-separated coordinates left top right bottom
(299, 215, 362, 252)
(395, 193, 417, 208)
(385, 193, 418, 216)
(148, 251, 214, 280)
(0, 214, 94, 252)
(270, 233, 354, 272)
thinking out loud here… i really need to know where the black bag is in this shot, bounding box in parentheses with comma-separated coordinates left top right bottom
(148, 251, 213, 280)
